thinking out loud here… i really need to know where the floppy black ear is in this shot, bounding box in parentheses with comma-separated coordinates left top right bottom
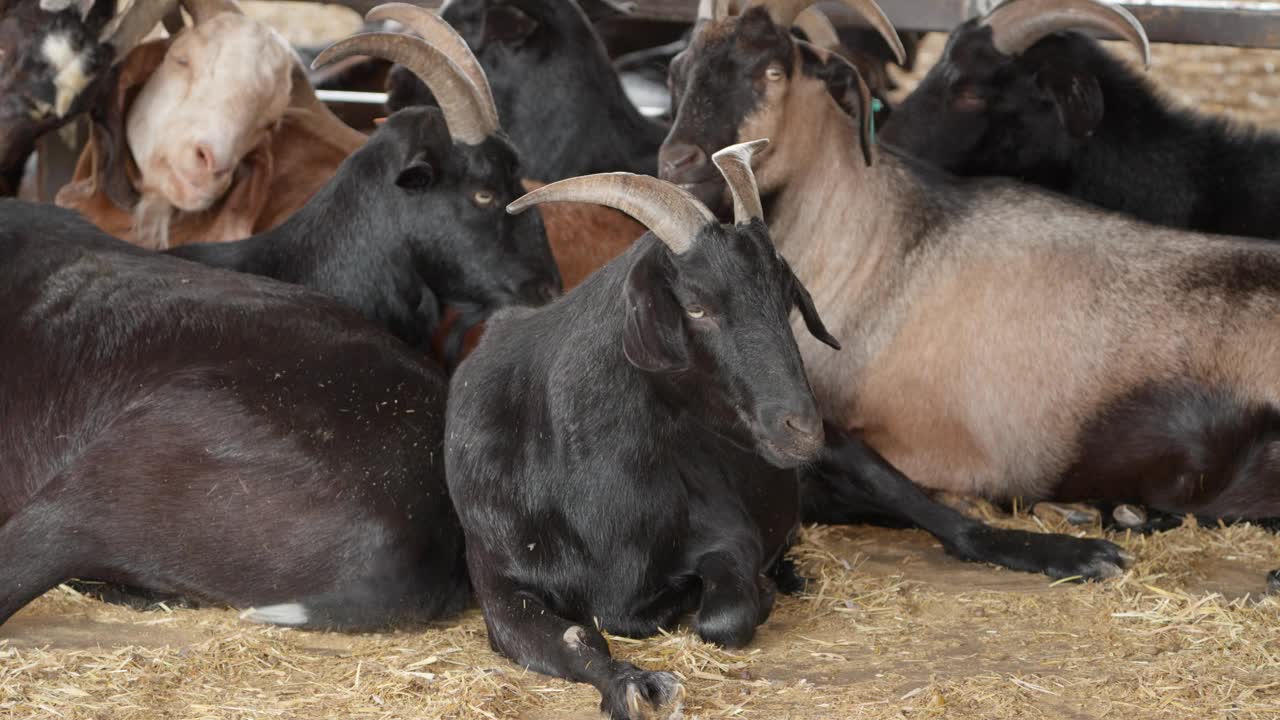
(622, 243, 691, 373)
(396, 152, 435, 190)
(793, 273, 840, 350)
(1037, 67, 1103, 139)
(482, 5, 538, 47)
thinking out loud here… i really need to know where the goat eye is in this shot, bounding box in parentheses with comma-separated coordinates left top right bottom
(473, 190, 495, 207)
(173, 56, 189, 68)
(686, 305, 706, 319)
(765, 67, 784, 81)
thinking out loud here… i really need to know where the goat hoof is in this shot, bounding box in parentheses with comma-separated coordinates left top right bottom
(1033, 502, 1101, 527)
(956, 526, 1131, 581)
(1268, 569, 1280, 595)
(604, 668, 684, 720)
(1111, 504, 1148, 529)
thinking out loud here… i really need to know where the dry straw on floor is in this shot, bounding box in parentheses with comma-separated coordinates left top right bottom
(3, 514, 1277, 719)
(5, 15, 1280, 720)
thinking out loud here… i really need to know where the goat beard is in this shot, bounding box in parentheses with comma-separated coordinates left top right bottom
(132, 192, 174, 250)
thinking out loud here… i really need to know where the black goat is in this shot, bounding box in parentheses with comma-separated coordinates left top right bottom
(0, 0, 185, 195)
(169, 27, 561, 351)
(445, 140, 1127, 719)
(884, 0, 1280, 240)
(0, 199, 467, 630)
(386, 0, 667, 180)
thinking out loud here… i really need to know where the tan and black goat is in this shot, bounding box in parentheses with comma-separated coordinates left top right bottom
(662, 0, 1280, 588)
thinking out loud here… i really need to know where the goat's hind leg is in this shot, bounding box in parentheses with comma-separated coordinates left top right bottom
(472, 566, 683, 720)
(0, 479, 91, 626)
(805, 424, 1130, 581)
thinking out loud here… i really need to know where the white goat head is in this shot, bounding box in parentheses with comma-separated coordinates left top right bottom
(126, 4, 295, 248)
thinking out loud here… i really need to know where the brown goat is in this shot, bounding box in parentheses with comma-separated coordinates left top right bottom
(663, 0, 1280, 570)
(55, 0, 365, 248)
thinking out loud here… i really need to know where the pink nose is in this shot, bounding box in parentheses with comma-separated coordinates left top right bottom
(194, 143, 214, 173)
(191, 142, 231, 179)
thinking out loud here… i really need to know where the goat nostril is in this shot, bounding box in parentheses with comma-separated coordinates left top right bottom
(784, 415, 819, 438)
(193, 144, 215, 174)
(661, 145, 707, 177)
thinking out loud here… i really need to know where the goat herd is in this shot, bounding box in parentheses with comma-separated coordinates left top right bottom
(2, 0, 1278, 716)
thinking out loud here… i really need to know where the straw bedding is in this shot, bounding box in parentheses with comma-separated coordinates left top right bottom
(3, 13, 1279, 720)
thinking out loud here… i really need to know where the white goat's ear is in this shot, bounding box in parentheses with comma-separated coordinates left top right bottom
(395, 153, 435, 190)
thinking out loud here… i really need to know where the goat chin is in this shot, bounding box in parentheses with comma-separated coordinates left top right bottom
(132, 193, 174, 250)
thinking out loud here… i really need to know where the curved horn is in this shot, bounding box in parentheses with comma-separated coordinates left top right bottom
(698, 0, 736, 21)
(103, 0, 180, 57)
(365, 3, 500, 129)
(314, 32, 496, 144)
(712, 139, 769, 225)
(793, 7, 840, 50)
(508, 173, 715, 255)
(746, 0, 904, 64)
(179, 0, 241, 24)
(983, 0, 1150, 67)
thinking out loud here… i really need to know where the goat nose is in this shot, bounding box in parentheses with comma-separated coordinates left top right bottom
(658, 143, 707, 180)
(193, 143, 215, 174)
(783, 413, 822, 442)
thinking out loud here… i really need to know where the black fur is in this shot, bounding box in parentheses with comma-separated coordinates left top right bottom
(806, 425, 1130, 580)
(385, 0, 667, 181)
(885, 26, 1280, 239)
(167, 107, 561, 351)
(0, 0, 115, 195)
(1057, 382, 1280, 521)
(446, 218, 832, 719)
(0, 200, 468, 630)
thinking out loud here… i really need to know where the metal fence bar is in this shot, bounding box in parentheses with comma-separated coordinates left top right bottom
(313, 0, 1280, 49)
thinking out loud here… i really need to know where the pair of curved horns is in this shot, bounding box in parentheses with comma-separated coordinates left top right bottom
(508, 140, 771, 255)
(715, 0, 905, 66)
(313, 2, 499, 144)
(983, 0, 1150, 67)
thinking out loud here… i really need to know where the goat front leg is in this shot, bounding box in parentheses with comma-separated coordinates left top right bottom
(691, 549, 774, 649)
(804, 424, 1131, 581)
(472, 567, 684, 720)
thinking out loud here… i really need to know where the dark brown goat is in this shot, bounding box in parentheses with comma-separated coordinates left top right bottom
(0, 199, 467, 630)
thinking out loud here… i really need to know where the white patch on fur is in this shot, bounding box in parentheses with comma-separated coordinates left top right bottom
(40, 0, 93, 16)
(132, 193, 174, 250)
(562, 625, 585, 649)
(40, 32, 92, 117)
(240, 603, 309, 626)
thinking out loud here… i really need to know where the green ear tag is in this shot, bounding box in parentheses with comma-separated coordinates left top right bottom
(870, 98, 883, 146)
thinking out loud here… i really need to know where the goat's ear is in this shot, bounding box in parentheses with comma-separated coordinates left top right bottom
(792, 272, 840, 350)
(396, 152, 435, 190)
(1037, 67, 1103, 139)
(807, 45, 875, 166)
(90, 41, 171, 209)
(482, 5, 538, 47)
(622, 242, 691, 373)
